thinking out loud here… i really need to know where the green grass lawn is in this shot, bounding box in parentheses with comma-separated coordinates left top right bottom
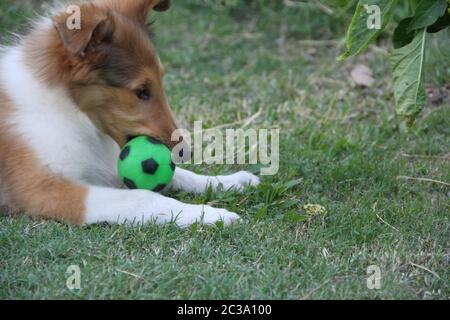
(0, 1, 449, 299)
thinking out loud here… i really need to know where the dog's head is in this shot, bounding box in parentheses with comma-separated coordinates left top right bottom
(50, 0, 179, 148)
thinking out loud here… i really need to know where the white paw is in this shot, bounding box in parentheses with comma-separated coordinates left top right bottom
(216, 171, 260, 192)
(175, 204, 241, 227)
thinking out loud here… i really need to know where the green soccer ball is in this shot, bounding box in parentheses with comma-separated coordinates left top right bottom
(118, 136, 176, 192)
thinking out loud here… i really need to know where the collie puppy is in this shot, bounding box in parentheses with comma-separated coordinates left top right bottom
(0, 0, 259, 226)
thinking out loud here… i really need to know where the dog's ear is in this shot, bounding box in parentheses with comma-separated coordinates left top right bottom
(95, 0, 171, 25)
(52, 5, 114, 56)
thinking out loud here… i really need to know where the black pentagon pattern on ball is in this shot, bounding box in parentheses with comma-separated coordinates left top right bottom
(123, 177, 137, 189)
(147, 137, 163, 145)
(119, 146, 131, 161)
(142, 158, 159, 175)
(154, 184, 167, 192)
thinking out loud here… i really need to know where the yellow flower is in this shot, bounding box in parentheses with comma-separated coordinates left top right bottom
(303, 204, 327, 216)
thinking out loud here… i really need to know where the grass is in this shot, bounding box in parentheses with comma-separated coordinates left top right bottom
(0, 1, 449, 299)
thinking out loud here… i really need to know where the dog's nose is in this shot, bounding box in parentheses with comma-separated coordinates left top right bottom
(126, 135, 138, 143)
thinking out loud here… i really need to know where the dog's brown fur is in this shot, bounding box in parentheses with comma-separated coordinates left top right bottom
(24, 0, 177, 148)
(0, 87, 88, 225)
(0, 0, 175, 225)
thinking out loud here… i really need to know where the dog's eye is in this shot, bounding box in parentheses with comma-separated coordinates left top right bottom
(135, 88, 151, 101)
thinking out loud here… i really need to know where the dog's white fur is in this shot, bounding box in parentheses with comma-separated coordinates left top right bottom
(0, 18, 260, 227)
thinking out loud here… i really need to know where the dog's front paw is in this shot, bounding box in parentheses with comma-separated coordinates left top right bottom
(175, 204, 241, 227)
(217, 171, 260, 192)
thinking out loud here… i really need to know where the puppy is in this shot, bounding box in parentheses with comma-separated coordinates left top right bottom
(0, 0, 259, 227)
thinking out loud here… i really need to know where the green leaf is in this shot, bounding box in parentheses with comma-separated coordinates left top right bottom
(283, 210, 308, 224)
(409, 0, 418, 11)
(338, 0, 398, 60)
(390, 28, 427, 122)
(408, 0, 448, 31)
(427, 8, 450, 33)
(393, 17, 415, 49)
(254, 205, 269, 222)
(283, 178, 303, 190)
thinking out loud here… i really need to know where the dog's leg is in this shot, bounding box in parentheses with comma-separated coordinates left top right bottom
(169, 167, 260, 194)
(4, 148, 240, 226)
(85, 186, 240, 226)
(10, 177, 240, 227)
